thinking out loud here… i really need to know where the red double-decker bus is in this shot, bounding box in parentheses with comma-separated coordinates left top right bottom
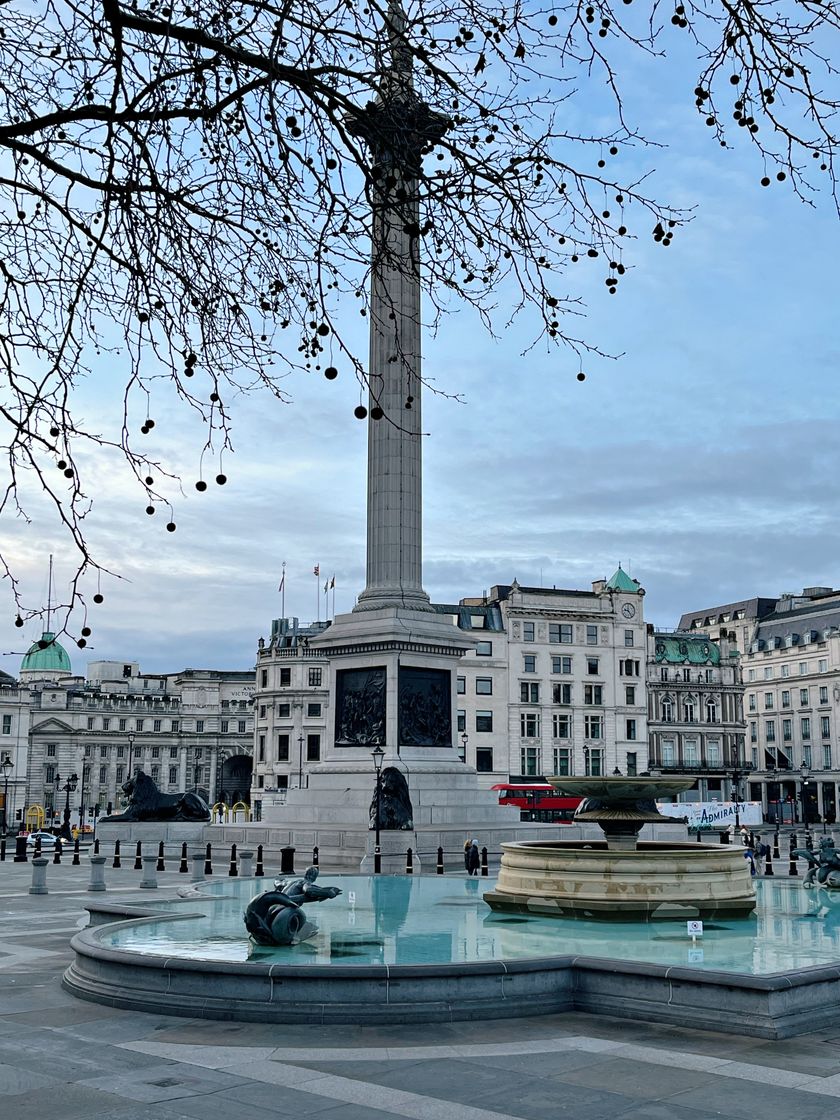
(492, 783, 582, 823)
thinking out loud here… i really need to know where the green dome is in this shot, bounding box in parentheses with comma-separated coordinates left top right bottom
(20, 632, 72, 675)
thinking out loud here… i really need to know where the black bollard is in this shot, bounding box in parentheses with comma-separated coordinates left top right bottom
(749, 831, 757, 849)
(481, 846, 489, 876)
(0, 839, 5, 862)
(179, 842, 188, 873)
(280, 846, 295, 875)
(53, 838, 62, 864)
(696, 829, 702, 843)
(14, 835, 28, 862)
(106, 802, 113, 817)
(788, 837, 798, 877)
(112, 840, 121, 869)
(134, 841, 143, 870)
(791, 831, 798, 851)
(765, 847, 775, 877)
(255, 844, 264, 877)
(204, 842, 213, 875)
(157, 841, 166, 872)
(436, 846, 444, 874)
(72, 836, 80, 865)
(806, 831, 814, 852)
(228, 843, 238, 877)
(773, 831, 781, 860)
(406, 847, 414, 874)
(34, 837, 41, 858)
(720, 830, 729, 844)
(94, 837, 100, 855)
(313, 845, 319, 867)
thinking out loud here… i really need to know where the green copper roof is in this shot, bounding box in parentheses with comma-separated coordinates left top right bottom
(654, 635, 721, 666)
(606, 565, 640, 593)
(21, 632, 72, 674)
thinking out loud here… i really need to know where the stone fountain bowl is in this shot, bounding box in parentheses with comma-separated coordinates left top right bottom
(546, 776, 698, 801)
(484, 839, 756, 921)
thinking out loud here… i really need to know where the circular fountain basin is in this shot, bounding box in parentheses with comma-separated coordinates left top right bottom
(484, 840, 757, 919)
(62, 875, 840, 1036)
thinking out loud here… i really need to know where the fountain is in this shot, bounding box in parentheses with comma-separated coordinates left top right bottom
(484, 776, 757, 920)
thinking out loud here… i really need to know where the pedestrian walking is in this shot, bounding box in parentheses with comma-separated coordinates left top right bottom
(467, 839, 481, 877)
(463, 838, 472, 873)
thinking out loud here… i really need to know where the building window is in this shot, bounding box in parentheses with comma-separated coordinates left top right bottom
(684, 739, 698, 766)
(553, 683, 572, 705)
(553, 747, 571, 775)
(766, 720, 776, 742)
(221, 720, 229, 733)
(259, 705, 266, 719)
(457, 709, 466, 732)
(800, 688, 810, 706)
(660, 668, 669, 682)
(519, 746, 540, 775)
(135, 719, 143, 731)
(585, 747, 604, 775)
(586, 656, 599, 675)
(476, 641, 493, 656)
(550, 623, 573, 644)
(476, 678, 493, 695)
(277, 734, 290, 761)
(764, 692, 773, 710)
(115, 765, 124, 782)
(620, 659, 640, 676)
(707, 740, 721, 766)
(170, 747, 178, 758)
(280, 667, 291, 686)
(151, 745, 160, 758)
(781, 690, 790, 708)
(45, 764, 55, 783)
(520, 682, 539, 703)
(586, 624, 598, 645)
(276, 703, 290, 718)
(261, 669, 268, 688)
(584, 714, 602, 739)
(476, 710, 493, 733)
(821, 716, 831, 739)
(626, 752, 637, 776)
(258, 734, 265, 762)
(306, 734, 321, 762)
(684, 698, 695, 722)
(195, 748, 202, 759)
(196, 719, 204, 733)
(783, 719, 792, 742)
(781, 665, 790, 678)
(523, 655, 537, 673)
(150, 765, 160, 782)
(552, 713, 571, 738)
(46, 743, 56, 757)
(102, 717, 110, 730)
(682, 668, 691, 683)
(99, 765, 107, 783)
(820, 686, 829, 704)
(238, 720, 246, 733)
(309, 667, 323, 687)
(662, 740, 675, 765)
(764, 666, 773, 680)
(801, 717, 811, 740)
(118, 718, 127, 731)
(799, 662, 808, 675)
(748, 694, 756, 711)
(748, 669, 756, 682)
(87, 716, 95, 730)
(520, 711, 540, 738)
(307, 703, 322, 717)
(476, 748, 494, 773)
(803, 745, 812, 768)
(824, 745, 832, 769)
(706, 701, 718, 723)
(661, 698, 673, 722)
(171, 720, 179, 732)
(552, 656, 572, 674)
(750, 721, 757, 743)
(153, 719, 161, 732)
(523, 622, 535, 642)
(626, 719, 637, 741)
(116, 744, 125, 758)
(819, 659, 829, 673)
(584, 685, 603, 705)
(100, 744, 110, 758)
(457, 676, 466, 695)
(625, 685, 636, 705)
(169, 766, 178, 784)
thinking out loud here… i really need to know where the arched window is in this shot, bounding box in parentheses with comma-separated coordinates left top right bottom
(684, 696, 696, 722)
(661, 697, 673, 723)
(705, 699, 718, 723)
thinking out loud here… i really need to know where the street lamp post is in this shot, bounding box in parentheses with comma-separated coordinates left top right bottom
(1, 756, 13, 836)
(127, 732, 135, 778)
(79, 761, 90, 833)
(730, 749, 743, 834)
(800, 762, 811, 833)
(460, 731, 468, 762)
(297, 733, 304, 789)
(371, 746, 385, 875)
(55, 772, 79, 840)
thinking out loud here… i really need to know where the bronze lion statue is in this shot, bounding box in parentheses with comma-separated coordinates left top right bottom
(370, 765, 414, 831)
(100, 771, 210, 823)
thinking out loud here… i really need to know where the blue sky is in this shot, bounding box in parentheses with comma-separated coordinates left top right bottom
(2, 22, 839, 676)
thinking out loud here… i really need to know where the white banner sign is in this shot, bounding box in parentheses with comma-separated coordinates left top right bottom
(656, 801, 763, 829)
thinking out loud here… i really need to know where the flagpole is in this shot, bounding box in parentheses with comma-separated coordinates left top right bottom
(314, 565, 320, 622)
(280, 561, 286, 619)
(331, 577, 336, 620)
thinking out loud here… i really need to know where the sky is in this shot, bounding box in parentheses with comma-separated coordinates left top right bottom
(3, 19, 840, 677)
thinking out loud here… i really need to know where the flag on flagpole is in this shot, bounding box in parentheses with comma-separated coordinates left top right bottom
(278, 571, 285, 593)
(313, 564, 320, 577)
(323, 579, 329, 594)
(330, 575, 335, 589)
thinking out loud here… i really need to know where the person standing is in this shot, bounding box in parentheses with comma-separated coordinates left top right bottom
(467, 839, 481, 876)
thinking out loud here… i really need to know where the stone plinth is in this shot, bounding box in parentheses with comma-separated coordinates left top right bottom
(96, 821, 209, 845)
(484, 840, 756, 920)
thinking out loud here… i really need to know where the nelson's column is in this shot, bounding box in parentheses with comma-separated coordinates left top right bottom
(262, 3, 523, 867)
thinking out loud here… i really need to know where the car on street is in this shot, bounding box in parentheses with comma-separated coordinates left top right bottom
(26, 830, 58, 848)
